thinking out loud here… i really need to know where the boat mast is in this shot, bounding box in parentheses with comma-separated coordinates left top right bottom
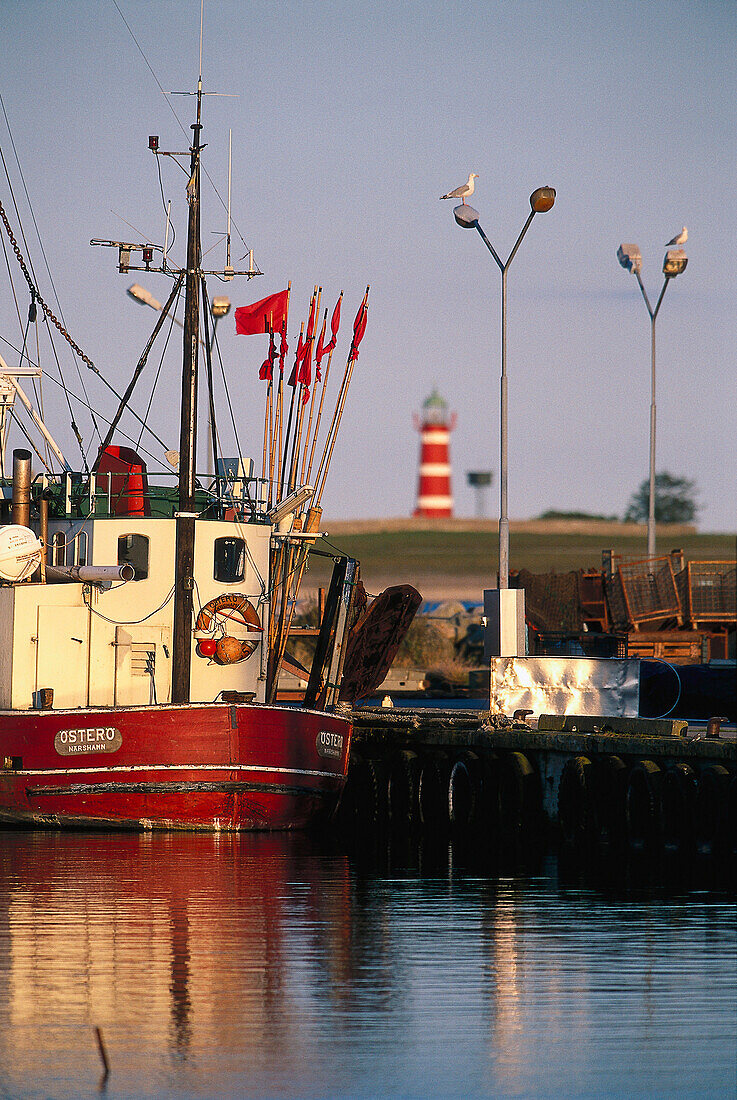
(171, 80, 203, 704)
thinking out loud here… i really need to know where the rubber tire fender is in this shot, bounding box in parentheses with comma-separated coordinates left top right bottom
(499, 751, 538, 835)
(626, 759, 663, 853)
(557, 755, 596, 850)
(448, 751, 482, 833)
(418, 751, 450, 836)
(596, 754, 628, 849)
(661, 762, 698, 855)
(388, 750, 421, 831)
(695, 764, 730, 856)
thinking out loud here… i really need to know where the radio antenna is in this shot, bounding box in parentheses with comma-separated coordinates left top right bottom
(199, 0, 205, 81)
(224, 130, 234, 279)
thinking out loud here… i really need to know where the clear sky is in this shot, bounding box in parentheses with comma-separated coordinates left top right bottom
(1, 0, 735, 531)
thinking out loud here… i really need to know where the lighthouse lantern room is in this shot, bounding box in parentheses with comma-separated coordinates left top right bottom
(413, 389, 456, 518)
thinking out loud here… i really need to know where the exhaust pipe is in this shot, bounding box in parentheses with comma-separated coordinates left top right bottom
(45, 563, 136, 584)
(11, 449, 32, 528)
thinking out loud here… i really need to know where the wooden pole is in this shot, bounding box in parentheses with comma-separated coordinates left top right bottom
(305, 343, 334, 486)
(278, 321, 302, 502)
(269, 373, 283, 508)
(266, 506, 322, 702)
(289, 287, 320, 493)
(262, 376, 272, 482)
(305, 290, 342, 485)
(268, 283, 291, 507)
(300, 307, 326, 484)
(313, 347, 353, 505)
(314, 291, 368, 507)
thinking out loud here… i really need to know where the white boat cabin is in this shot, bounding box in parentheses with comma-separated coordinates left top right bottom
(0, 464, 274, 710)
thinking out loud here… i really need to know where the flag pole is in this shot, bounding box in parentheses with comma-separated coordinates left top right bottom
(315, 288, 369, 508)
(305, 291, 342, 485)
(300, 307, 326, 485)
(278, 320, 303, 502)
(272, 369, 283, 506)
(261, 328, 272, 483)
(289, 287, 320, 493)
(268, 283, 290, 507)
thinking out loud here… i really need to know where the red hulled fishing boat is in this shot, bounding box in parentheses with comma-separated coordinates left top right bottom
(0, 65, 375, 830)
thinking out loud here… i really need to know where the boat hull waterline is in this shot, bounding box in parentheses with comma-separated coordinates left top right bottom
(0, 703, 350, 831)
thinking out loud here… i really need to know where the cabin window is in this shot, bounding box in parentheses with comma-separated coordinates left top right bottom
(214, 537, 245, 583)
(75, 531, 88, 567)
(52, 532, 66, 566)
(118, 533, 149, 581)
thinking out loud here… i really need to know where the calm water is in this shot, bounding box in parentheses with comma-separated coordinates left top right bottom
(0, 830, 734, 1099)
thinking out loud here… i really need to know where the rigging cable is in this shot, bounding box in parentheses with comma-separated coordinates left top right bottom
(0, 337, 166, 471)
(6, 406, 53, 472)
(134, 294, 180, 452)
(111, 0, 258, 274)
(0, 147, 174, 467)
(0, 193, 173, 459)
(211, 315, 246, 476)
(0, 99, 102, 449)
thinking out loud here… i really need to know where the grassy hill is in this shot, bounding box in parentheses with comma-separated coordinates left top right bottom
(304, 518, 737, 602)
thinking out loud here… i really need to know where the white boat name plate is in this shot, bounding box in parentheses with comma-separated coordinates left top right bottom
(55, 727, 123, 756)
(316, 730, 344, 760)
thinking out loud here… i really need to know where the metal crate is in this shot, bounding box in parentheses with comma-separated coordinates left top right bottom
(615, 556, 682, 628)
(677, 561, 737, 625)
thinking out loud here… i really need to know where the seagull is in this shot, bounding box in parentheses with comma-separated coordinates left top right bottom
(440, 172, 478, 203)
(665, 226, 687, 246)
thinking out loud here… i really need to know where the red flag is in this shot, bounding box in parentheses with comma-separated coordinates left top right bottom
(235, 289, 288, 336)
(348, 290, 369, 363)
(278, 322, 288, 375)
(258, 329, 277, 381)
(298, 300, 314, 386)
(322, 293, 342, 357)
(306, 291, 318, 341)
(298, 346, 311, 388)
(314, 312, 327, 382)
(288, 327, 305, 388)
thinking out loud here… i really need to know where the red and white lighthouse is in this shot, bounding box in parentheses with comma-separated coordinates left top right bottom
(413, 389, 456, 518)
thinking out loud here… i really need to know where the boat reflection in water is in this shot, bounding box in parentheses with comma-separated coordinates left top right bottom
(0, 831, 734, 1098)
(1, 832, 352, 1067)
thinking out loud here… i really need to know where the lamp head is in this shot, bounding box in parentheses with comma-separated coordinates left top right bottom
(617, 243, 642, 275)
(530, 186, 556, 213)
(211, 297, 231, 318)
(663, 248, 688, 277)
(453, 204, 479, 228)
(127, 283, 163, 311)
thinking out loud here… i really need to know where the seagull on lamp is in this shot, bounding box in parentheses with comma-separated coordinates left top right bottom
(440, 172, 478, 204)
(665, 226, 688, 246)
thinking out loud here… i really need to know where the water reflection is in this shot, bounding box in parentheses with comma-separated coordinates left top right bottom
(0, 830, 734, 1099)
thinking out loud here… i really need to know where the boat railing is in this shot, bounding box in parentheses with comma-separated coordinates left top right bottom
(1, 470, 273, 523)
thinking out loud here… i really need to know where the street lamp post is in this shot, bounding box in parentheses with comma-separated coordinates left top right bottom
(454, 187, 555, 589)
(617, 243, 688, 558)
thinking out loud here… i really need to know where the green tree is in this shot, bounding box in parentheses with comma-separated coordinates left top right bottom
(624, 472, 698, 524)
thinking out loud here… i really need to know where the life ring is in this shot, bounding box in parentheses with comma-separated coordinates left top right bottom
(195, 593, 262, 665)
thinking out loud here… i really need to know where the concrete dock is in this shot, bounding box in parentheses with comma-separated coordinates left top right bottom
(340, 707, 736, 860)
